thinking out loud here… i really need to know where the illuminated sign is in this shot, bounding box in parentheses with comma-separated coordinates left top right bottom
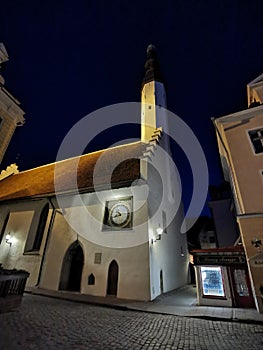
(194, 255, 245, 265)
(201, 266, 225, 297)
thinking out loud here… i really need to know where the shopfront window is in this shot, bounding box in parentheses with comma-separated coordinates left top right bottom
(201, 266, 225, 297)
(234, 269, 249, 297)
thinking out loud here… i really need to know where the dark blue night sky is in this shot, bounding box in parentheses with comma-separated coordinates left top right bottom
(1, 0, 263, 215)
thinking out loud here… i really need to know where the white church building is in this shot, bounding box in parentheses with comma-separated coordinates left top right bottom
(0, 45, 189, 301)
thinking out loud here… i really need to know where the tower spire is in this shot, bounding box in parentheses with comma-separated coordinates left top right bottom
(141, 44, 167, 142)
(142, 44, 163, 86)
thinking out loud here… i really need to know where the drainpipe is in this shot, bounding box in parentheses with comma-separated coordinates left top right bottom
(35, 197, 56, 287)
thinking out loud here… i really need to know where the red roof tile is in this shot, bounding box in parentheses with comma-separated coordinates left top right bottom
(0, 142, 145, 201)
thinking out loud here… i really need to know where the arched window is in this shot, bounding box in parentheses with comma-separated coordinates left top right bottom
(24, 203, 49, 253)
(88, 273, 95, 285)
(0, 212, 10, 244)
(33, 203, 49, 251)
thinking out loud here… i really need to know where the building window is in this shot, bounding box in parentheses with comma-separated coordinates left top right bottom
(88, 274, 95, 285)
(94, 253, 102, 264)
(0, 212, 10, 244)
(248, 128, 263, 154)
(33, 204, 49, 250)
(162, 211, 167, 233)
(200, 266, 225, 297)
(24, 204, 49, 252)
(234, 269, 249, 297)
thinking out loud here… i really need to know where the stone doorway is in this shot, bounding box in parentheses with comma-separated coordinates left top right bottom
(59, 241, 84, 292)
(107, 260, 119, 296)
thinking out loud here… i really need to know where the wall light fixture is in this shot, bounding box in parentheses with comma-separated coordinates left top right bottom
(5, 233, 13, 246)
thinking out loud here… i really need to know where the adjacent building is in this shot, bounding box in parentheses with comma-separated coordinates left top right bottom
(211, 74, 263, 313)
(0, 43, 25, 164)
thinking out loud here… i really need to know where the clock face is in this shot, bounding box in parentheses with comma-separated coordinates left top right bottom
(109, 203, 131, 228)
(103, 197, 133, 230)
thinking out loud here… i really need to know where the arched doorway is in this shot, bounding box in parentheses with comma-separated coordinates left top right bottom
(59, 241, 84, 292)
(107, 260, 119, 296)
(160, 270, 164, 294)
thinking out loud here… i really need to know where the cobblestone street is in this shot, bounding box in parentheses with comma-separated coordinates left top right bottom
(1, 295, 263, 350)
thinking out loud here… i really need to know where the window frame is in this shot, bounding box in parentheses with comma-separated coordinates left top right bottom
(24, 203, 49, 253)
(200, 266, 226, 299)
(248, 127, 263, 154)
(0, 212, 10, 244)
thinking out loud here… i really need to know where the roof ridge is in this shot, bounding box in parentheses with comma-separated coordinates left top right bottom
(17, 141, 143, 175)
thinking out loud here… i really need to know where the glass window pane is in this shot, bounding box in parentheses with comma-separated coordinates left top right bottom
(201, 266, 225, 297)
(234, 269, 249, 297)
(248, 128, 263, 154)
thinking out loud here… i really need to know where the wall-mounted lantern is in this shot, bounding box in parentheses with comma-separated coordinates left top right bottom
(151, 228, 163, 244)
(251, 237, 262, 251)
(5, 233, 13, 246)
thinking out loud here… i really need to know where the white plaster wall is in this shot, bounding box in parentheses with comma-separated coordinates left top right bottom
(141, 82, 157, 142)
(141, 81, 168, 143)
(40, 210, 78, 291)
(0, 200, 52, 287)
(147, 133, 189, 300)
(81, 240, 150, 300)
(41, 185, 151, 300)
(141, 79, 189, 299)
(149, 206, 189, 300)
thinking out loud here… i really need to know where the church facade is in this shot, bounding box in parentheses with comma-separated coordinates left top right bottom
(0, 46, 189, 301)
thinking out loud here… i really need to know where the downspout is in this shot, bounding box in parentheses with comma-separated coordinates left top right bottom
(35, 197, 56, 287)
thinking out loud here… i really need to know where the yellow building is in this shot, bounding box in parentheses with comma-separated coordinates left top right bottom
(0, 43, 25, 164)
(213, 74, 263, 313)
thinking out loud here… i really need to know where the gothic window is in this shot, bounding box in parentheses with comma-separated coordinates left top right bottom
(162, 210, 167, 233)
(248, 128, 263, 154)
(94, 253, 102, 264)
(88, 274, 95, 285)
(33, 203, 49, 250)
(24, 203, 49, 252)
(0, 212, 9, 244)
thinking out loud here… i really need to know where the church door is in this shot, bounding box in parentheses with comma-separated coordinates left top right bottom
(107, 260, 119, 296)
(59, 241, 84, 292)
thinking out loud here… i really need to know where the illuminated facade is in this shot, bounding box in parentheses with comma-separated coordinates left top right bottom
(0, 43, 25, 164)
(0, 46, 188, 301)
(213, 74, 263, 313)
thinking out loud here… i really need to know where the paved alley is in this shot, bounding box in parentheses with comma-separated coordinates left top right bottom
(1, 295, 263, 350)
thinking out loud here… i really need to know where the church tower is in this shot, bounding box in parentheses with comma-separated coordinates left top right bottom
(0, 43, 25, 164)
(141, 44, 167, 142)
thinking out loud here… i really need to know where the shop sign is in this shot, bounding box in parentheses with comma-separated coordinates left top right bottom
(194, 255, 245, 265)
